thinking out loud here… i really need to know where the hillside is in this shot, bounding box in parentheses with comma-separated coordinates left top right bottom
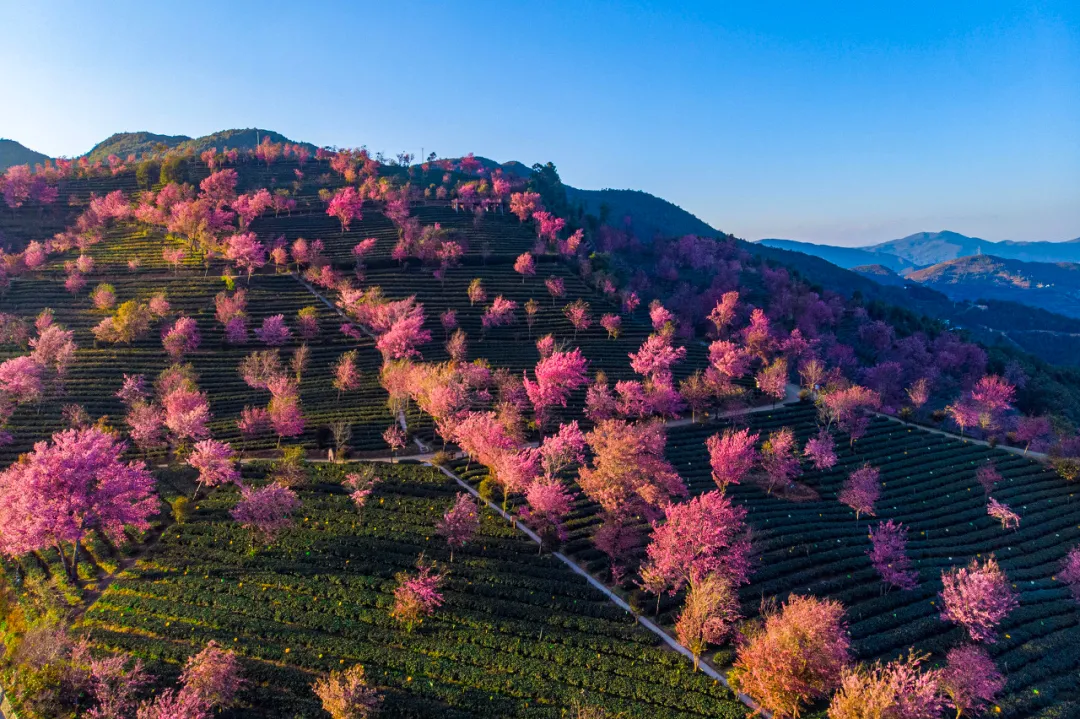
(1, 142, 1079, 719)
(756, 238, 916, 273)
(907, 255, 1080, 318)
(84, 128, 316, 162)
(565, 187, 718, 240)
(851, 263, 908, 286)
(0, 138, 50, 172)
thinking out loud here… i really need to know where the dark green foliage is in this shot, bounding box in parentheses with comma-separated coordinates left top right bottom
(80, 463, 745, 719)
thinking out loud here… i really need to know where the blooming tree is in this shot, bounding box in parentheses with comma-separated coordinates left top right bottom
(828, 651, 943, 719)
(187, 439, 240, 496)
(838, 464, 881, 520)
(987, 497, 1020, 530)
(162, 316, 201, 361)
(1061, 546, 1080, 603)
(312, 664, 382, 719)
(0, 427, 157, 580)
(333, 350, 363, 399)
(255, 314, 291, 346)
(639, 490, 751, 601)
(939, 645, 1005, 719)
(729, 594, 853, 719)
(523, 348, 589, 426)
(383, 425, 406, 461)
(391, 560, 445, 632)
(326, 186, 364, 232)
(437, 492, 479, 562)
(577, 419, 686, 521)
(939, 556, 1019, 643)
(514, 252, 536, 282)
(804, 429, 837, 470)
(230, 482, 300, 546)
(706, 428, 760, 491)
(867, 520, 918, 591)
(760, 427, 802, 495)
(343, 468, 380, 511)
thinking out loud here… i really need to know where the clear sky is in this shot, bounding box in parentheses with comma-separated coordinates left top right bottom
(2, 1, 1077, 246)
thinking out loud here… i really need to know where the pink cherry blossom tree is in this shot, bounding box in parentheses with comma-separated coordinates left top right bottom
(577, 419, 687, 521)
(804, 429, 837, 470)
(179, 640, 245, 710)
(563, 299, 592, 338)
(391, 560, 445, 632)
(939, 556, 1019, 643)
(162, 316, 201, 361)
(523, 348, 589, 426)
(867, 520, 918, 591)
(828, 651, 944, 719)
(939, 645, 1005, 719)
(987, 497, 1020, 530)
(1058, 546, 1080, 603)
(383, 425, 406, 461)
(438, 492, 480, 562)
(343, 469, 380, 511)
(255, 314, 291, 346)
(225, 232, 267, 282)
(187, 439, 240, 497)
(545, 276, 566, 305)
(520, 476, 576, 550)
(639, 490, 751, 606)
(514, 252, 536, 282)
(333, 350, 363, 399)
(600, 313, 622, 340)
(706, 428, 760, 492)
(761, 427, 802, 495)
(0, 427, 157, 580)
(975, 462, 1000, 494)
(230, 482, 300, 547)
(838, 464, 881, 520)
(326, 186, 364, 232)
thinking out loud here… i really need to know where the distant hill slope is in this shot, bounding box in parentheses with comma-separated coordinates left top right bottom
(757, 239, 916, 273)
(565, 187, 717, 240)
(906, 255, 1080, 318)
(744, 240, 1080, 366)
(84, 131, 192, 162)
(852, 264, 908, 286)
(0, 139, 51, 172)
(867, 230, 1080, 266)
(84, 128, 316, 162)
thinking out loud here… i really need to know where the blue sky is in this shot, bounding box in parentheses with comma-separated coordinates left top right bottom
(1, 1, 1077, 246)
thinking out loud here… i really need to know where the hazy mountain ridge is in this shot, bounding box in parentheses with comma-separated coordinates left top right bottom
(763, 231, 1080, 270)
(757, 239, 916, 273)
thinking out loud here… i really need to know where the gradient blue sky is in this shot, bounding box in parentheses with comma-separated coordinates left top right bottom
(2, 1, 1077, 246)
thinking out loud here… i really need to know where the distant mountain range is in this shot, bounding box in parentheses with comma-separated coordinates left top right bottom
(760, 230, 1080, 268)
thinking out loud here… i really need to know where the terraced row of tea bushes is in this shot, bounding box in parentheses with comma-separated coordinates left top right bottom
(251, 202, 539, 267)
(79, 463, 746, 719)
(662, 404, 1080, 719)
(0, 274, 401, 461)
